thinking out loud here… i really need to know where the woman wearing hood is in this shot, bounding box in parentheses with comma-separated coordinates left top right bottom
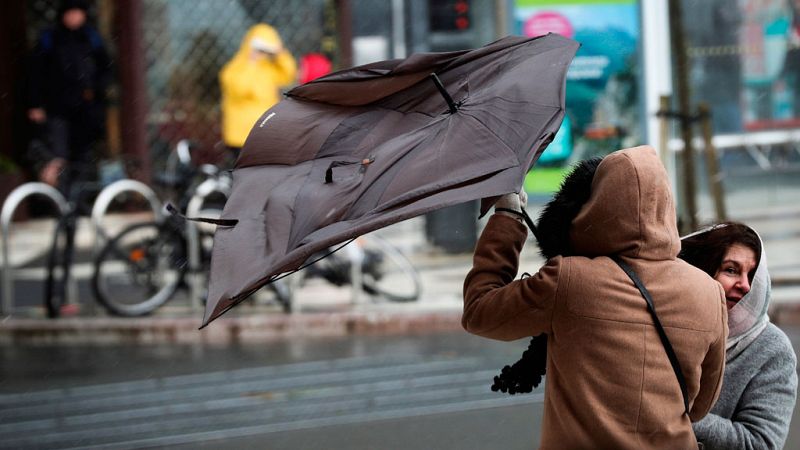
(463, 146, 728, 448)
(680, 223, 798, 449)
(219, 24, 297, 153)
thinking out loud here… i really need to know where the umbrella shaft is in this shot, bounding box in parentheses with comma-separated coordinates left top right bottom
(429, 73, 458, 114)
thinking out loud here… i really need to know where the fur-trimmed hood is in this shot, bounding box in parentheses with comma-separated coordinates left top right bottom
(535, 157, 602, 259)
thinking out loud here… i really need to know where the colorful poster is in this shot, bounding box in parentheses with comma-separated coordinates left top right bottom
(739, 0, 800, 130)
(514, 0, 641, 174)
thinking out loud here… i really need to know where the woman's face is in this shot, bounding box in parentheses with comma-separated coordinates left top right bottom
(714, 243, 757, 310)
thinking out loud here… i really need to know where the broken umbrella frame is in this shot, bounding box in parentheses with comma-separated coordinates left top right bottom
(202, 34, 579, 327)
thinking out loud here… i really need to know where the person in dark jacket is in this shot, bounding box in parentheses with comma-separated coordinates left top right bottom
(26, 0, 111, 190)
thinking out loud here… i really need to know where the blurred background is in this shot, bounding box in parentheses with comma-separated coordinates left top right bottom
(1, 1, 799, 449)
(1, 0, 798, 223)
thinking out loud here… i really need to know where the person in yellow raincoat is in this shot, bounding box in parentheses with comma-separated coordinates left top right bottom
(219, 24, 297, 153)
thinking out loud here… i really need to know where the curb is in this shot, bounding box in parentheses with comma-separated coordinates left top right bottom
(0, 310, 465, 346)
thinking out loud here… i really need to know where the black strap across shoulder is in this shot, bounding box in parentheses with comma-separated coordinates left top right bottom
(612, 256, 690, 416)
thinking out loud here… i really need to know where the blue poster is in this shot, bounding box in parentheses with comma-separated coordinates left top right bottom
(515, 0, 640, 167)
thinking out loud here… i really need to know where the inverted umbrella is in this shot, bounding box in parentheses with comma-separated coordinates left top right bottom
(202, 33, 579, 327)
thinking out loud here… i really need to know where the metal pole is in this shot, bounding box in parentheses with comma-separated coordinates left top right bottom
(116, 0, 150, 182)
(642, 0, 673, 153)
(698, 103, 727, 222)
(658, 95, 671, 170)
(494, 0, 508, 39)
(667, 0, 698, 233)
(1, 183, 68, 315)
(335, 0, 353, 68)
(391, 0, 406, 59)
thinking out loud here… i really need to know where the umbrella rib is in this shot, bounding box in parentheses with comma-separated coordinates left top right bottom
(428, 73, 458, 114)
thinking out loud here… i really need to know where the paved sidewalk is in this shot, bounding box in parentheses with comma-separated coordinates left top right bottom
(2, 201, 800, 345)
(0, 213, 487, 344)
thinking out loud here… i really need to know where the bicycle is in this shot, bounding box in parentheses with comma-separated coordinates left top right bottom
(44, 163, 117, 318)
(91, 140, 291, 317)
(294, 233, 422, 304)
(44, 176, 100, 319)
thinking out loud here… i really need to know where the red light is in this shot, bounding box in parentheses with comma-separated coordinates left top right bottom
(455, 1, 469, 14)
(456, 17, 469, 29)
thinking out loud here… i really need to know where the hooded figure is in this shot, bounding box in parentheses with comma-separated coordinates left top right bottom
(219, 24, 297, 149)
(681, 223, 798, 449)
(26, 0, 111, 188)
(490, 156, 603, 395)
(463, 145, 728, 449)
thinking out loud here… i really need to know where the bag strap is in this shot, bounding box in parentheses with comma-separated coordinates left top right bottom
(612, 256, 690, 416)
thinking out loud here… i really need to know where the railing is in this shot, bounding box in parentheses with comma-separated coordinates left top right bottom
(1, 180, 162, 316)
(668, 129, 800, 170)
(1, 183, 68, 315)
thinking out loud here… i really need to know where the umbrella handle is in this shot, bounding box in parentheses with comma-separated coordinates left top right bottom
(520, 208, 542, 243)
(429, 73, 459, 115)
(497, 206, 542, 243)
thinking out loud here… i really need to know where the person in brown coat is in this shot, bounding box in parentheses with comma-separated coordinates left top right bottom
(463, 145, 728, 449)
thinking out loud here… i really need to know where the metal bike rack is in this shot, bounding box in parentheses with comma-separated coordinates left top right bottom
(91, 179, 163, 251)
(185, 176, 231, 312)
(1, 182, 68, 316)
(85, 179, 162, 315)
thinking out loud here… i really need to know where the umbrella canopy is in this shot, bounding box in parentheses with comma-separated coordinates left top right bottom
(202, 33, 579, 327)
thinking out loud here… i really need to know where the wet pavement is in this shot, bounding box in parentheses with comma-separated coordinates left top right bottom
(1, 327, 800, 449)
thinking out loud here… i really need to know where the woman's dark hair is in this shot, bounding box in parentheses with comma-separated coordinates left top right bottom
(491, 157, 602, 395)
(679, 221, 761, 282)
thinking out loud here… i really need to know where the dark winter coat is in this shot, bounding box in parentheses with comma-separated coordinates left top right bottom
(27, 22, 110, 116)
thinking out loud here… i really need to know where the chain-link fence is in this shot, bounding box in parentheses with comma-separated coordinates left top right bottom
(25, 0, 337, 173)
(22, 0, 504, 177)
(140, 0, 336, 169)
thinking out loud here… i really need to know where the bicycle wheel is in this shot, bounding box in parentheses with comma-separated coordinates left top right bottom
(357, 234, 421, 302)
(92, 221, 187, 317)
(45, 215, 75, 318)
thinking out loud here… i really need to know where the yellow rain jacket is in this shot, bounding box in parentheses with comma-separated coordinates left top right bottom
(219, 24, 297, 148)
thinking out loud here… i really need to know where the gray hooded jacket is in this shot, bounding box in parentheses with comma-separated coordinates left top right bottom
(687, 225, 797, 449)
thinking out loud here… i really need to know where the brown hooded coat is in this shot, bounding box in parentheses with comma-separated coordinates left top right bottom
(463, 146, 728, 449)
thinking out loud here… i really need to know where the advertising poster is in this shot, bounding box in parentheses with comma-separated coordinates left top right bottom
(685, 0, 800, 134)
(514, 0, 641, 193)
(739, 0, 800, 130)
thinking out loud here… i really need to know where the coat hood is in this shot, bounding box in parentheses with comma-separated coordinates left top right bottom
(681, 223, 771, 360)
(233, 24, 283, 60)
(569, 145, 680, 260)
(535, 157, 602, 259)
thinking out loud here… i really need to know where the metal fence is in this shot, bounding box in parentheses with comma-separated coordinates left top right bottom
(23, 0, 504, 176)
(26, 0, 337, 172)
(139, 0, 334, 168)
